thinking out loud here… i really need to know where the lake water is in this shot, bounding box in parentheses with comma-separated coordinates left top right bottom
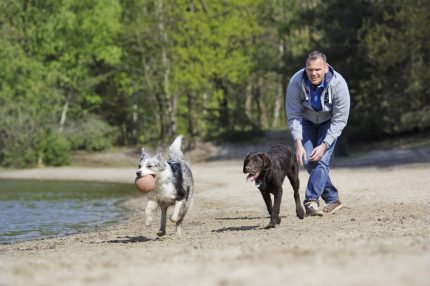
(0, 179, 137, 244)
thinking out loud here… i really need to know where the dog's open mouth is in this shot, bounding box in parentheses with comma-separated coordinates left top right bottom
(137, 174, 156, 179)
(246, 172, 260, 182)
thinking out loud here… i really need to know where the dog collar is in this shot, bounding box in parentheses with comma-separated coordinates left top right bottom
(255, 179, 262, 188)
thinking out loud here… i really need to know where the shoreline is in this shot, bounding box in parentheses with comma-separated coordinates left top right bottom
(0, 167, 136, 183)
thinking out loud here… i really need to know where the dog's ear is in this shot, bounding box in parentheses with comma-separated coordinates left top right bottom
(155, 153, 165, 161)
(259, 153, 272, 170)
(243, 153, 251, 173)
(140, 147, 149, 159)
(152, 153, 166, 168)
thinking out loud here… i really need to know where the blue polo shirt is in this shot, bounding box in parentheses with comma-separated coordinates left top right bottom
(303, 69, 333, 112)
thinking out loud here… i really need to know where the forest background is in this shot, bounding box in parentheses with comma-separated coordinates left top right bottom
(0, 0, 428, 168)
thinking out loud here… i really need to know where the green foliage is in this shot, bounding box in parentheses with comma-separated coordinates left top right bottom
(170, 0, 265, 139)
(0, 123, 70, 168)
(0, 0, 122, 167)
(312, 0, 430, 140)
(357, 0, 430, 136)
(0, 0, 428, 167)
(36, 131, 71, 167)
(64, 115, 118, 151)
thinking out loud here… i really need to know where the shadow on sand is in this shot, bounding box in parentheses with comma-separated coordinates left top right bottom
(211, 225, 260, 233)
(105, 235, 152, 244)
(215, 216, 268, 221)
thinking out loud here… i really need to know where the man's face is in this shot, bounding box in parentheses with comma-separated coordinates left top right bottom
(305, 58, 328, 86)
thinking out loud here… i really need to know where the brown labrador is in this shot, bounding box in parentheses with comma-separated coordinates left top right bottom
(243, 144, 305, 229)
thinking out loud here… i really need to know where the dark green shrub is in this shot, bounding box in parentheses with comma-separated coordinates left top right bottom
(37, 131, 71, 166)
(64, 115, 118, 151)
(0, 128, 70, 168)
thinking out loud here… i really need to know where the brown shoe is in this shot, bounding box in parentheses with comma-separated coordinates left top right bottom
(304, 201, 323, 217)
(323, 201, 343, 214)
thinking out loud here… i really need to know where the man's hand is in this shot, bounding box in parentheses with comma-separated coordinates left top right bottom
(309, 143, 329, 162)
(294, 139, 306, 166)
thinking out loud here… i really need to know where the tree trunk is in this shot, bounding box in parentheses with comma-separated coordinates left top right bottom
(273, 39, 285, 127)
(58, 92, 72, 134)
(155, 92, 165, 139)
(157, 0, 176, 140)
(245, 78, 253, 120)
(255, 75, 267, 129)
(131, 101, 138, 145)
(273, 81, 283, 127)
(187, 91, 197, 148)
(215, 80, 230, 131)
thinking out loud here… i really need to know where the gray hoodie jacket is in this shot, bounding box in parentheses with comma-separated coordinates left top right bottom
(285, 66, 350, 146)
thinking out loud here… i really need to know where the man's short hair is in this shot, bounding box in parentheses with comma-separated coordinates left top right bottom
(307, 51, 327, 63)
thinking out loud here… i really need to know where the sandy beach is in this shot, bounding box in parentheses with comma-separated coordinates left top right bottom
(0, 146, 429, 286)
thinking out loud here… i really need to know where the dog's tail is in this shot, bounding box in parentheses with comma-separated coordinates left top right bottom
(168, 135, 184, 161)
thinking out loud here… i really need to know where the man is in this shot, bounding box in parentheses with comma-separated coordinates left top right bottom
(285, 51, 350, 216)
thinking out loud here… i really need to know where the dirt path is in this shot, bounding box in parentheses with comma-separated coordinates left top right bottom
(0, 159, 429, 286)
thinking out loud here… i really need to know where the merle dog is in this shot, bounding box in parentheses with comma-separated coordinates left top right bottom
(136, 135, 194, 237)
(243, 144, 305, 229)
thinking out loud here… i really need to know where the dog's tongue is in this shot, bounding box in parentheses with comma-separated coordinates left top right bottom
(246, 174, 256, 182)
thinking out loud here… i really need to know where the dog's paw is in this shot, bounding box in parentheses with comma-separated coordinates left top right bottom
(296, 207, 305, 219)
(175, 226, 182, 238)
(169, 215, 178, 223)
(157, 230, 166, 237)
(145, 216, 153, 226)
(264, 224, 276, 229)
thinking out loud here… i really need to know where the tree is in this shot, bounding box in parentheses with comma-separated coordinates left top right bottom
(312, 0, 430, 140)
(255, 0, 316, 128)
(0, 0, 122, 166)
(171, 0, 264, 141)
(0, 1, 65, 166)
(40, 0, 122, 133)
(358, 0, 430, 136)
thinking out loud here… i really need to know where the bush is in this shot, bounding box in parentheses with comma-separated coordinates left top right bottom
(64, 115, 118, 151)
(0, 128, 70, 168)
(37, 131, 71, 166)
